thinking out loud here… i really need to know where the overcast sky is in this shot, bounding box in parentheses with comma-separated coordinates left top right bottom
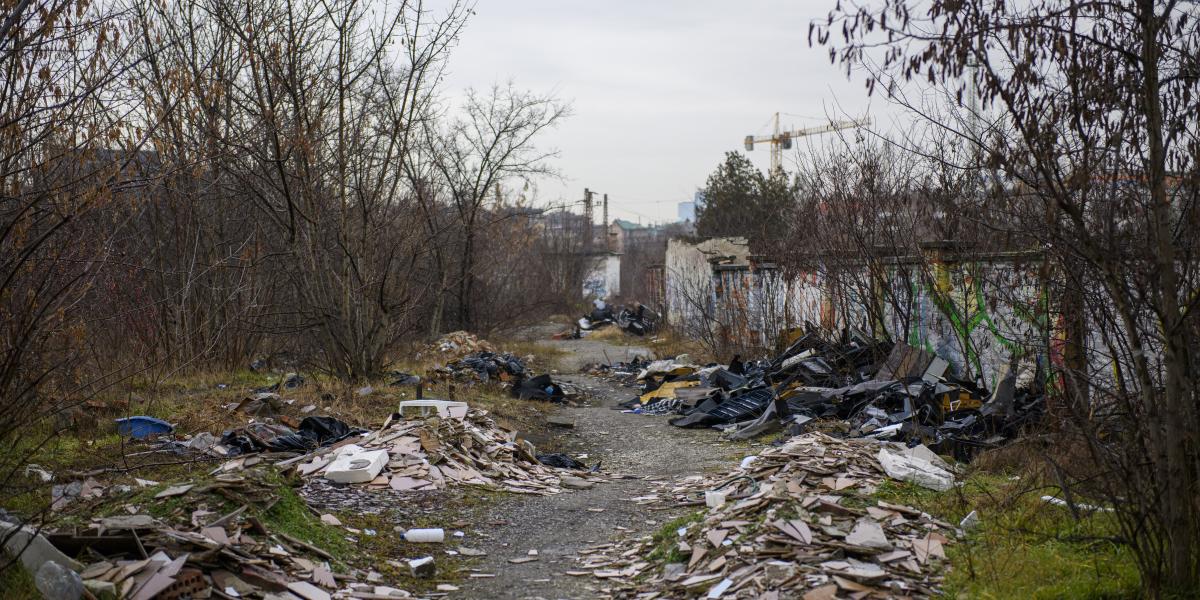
(436, 1, 901, 224)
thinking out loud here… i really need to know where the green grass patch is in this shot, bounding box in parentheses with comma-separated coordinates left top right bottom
(0, 563, 40, 599)
(647, 511, 705, 564)
(128, 369, 279, 396)
(873, 474, 1141, 599)
(263, 484, 354, 563)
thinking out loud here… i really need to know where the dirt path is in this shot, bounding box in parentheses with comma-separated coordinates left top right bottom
(457, 334, 743, 599)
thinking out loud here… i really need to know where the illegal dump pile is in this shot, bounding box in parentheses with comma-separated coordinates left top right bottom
(618, 329, 1045, 459)
(6, 407, 603, 600)
(419, 330, 496, 360)
(53, 472, 376, 600)
(572, 434, 955, 599)
(234, 407, 606, 496)
(421, 332, 570, 403)
(586, 356, 653, 387)
(572, 301, 657, 337)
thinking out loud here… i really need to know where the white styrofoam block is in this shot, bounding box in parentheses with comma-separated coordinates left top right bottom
(324, 448, 388, 483)
(398, 400, 468, 420)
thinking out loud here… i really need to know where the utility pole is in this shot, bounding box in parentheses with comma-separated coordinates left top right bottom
(602, 193, 609, 252)
(583, 188, 594, 254)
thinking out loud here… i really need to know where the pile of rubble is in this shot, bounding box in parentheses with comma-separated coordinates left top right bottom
(570, 433, 955, 599)
(617, 328, 1045, 459)
(247, 407, 605, 496)
(419, 331, 496, 361)
(427, 350, 570, 403)
(4, 405, 604, 600)
(7, 471, 390, 600)
(585, 356, 653, 387)
(430, 351, 526, 383)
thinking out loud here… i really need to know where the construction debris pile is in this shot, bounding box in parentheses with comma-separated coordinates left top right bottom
(258, 407, 606, 496)
(427, 351, 569, 403)
(431, 351, 526, 383)
(619, 328, 1045, 459)
(31, 472, 387, 600)
(571, 433, 955, 599)
(420, 330, 496, 360)
(3, 400, 602, 600)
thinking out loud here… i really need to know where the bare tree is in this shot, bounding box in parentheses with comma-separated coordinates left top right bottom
(123, 0, 472, 378)
(0, 0, 151, 566)
(421, 83, 568, 331)
(814, 1, 1200, 592)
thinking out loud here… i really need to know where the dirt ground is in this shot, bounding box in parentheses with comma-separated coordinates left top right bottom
(455, 331, 746, 599)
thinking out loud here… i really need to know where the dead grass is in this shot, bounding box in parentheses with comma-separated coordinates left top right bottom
(584, 326, 633, 342)
(495, 340, 569, 373)
(645, 330, 713, 363)
(0, 562, 39, 599)
(9, 330, 566, 483)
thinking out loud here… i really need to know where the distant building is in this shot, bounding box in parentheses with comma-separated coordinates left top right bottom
(610, 218, 677, 254)
(677, 201, 695, 222)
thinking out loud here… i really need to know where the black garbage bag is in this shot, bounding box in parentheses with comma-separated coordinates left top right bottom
(455, 352, 527, 381)
(220, 431, 260, 455)
(298, 416, 359, 445)
(728, 355, 745, 375)
(616, 304, 655, 336)
(264, 432, 313, 452)
(537, 453, 585, 469)
(515, 374, 565, 402)
(497, 353, 527, 378)
(265, 416, 360, 452)
(223, 416, 362, 455)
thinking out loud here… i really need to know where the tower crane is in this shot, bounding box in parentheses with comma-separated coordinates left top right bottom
(744, 113, 871, 173)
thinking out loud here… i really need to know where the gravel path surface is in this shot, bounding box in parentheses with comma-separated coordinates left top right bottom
(456, 335, 744, 599)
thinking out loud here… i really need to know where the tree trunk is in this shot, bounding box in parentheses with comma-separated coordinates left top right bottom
(1140, 1, 1198, 591)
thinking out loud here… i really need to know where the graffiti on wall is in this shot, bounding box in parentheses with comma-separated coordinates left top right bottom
(663, 238, 1052, 389)
(899, 262, 1047, 387)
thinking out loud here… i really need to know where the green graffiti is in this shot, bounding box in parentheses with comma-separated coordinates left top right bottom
(904, 263, 1047, 381)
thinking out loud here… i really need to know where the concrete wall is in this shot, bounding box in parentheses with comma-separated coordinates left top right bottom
(664, 237, 750, 331)
(664, 237, 1050, 389)
(582, 253, 621, 299)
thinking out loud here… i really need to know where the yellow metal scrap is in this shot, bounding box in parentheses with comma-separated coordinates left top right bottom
(938, 388, 982, 412)
(639, 380, 699, 405)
